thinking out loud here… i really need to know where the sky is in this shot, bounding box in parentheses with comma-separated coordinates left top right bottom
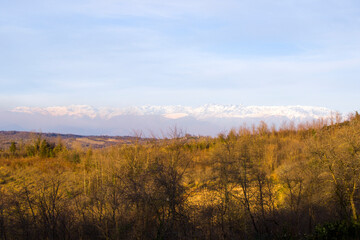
(1, 0, 360, 113)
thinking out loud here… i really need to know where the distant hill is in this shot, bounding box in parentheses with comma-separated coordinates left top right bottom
(0, 131, 140, 150)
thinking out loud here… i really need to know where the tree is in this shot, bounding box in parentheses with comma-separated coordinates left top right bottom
(309, 117, 360, 221)
(9, 141, 17, 156)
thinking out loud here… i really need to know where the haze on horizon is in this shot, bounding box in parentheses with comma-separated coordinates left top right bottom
(1, 0, 360, 114)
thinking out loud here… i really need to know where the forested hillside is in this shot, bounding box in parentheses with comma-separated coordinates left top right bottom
(0, 114, 360, 239)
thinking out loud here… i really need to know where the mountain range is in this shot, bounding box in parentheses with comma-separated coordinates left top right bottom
(0, 104, 338, 136)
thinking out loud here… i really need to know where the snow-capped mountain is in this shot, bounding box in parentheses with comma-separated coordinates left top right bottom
(3, 104, 338, 136)
(12, 104, 334, 120)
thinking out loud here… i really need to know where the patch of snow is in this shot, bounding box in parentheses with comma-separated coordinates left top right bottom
(163, 113, 189, 119)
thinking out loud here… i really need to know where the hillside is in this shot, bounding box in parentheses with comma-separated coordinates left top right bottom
(0, 114, 359, 239)
(0, 130, 140, 150)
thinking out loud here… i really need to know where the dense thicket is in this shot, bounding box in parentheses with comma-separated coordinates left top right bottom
(1, 114, 360, 239)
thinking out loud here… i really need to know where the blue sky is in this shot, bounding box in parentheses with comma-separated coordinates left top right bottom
(1, 0, 360, 113)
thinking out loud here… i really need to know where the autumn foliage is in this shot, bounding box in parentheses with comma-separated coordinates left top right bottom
(0, 114, 360, 239)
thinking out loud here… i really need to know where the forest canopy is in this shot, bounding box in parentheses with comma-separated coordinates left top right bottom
(0, 114, 360, 239)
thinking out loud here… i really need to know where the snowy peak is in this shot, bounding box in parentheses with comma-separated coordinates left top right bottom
(11, 104, 335, 120)
(12, 105, 99, 119)
(5, 104, 342, 136)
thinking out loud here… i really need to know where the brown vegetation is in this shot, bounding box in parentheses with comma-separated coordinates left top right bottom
(0, 114, 360, 239)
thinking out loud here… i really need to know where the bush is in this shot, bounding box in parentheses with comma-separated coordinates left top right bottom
(310, 220, 360, 240)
